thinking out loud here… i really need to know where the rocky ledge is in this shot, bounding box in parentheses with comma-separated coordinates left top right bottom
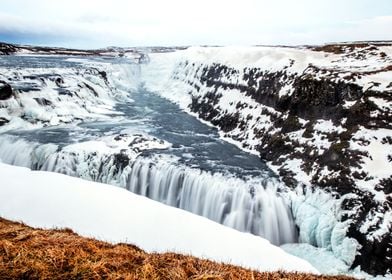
(160, 42, 392, 276)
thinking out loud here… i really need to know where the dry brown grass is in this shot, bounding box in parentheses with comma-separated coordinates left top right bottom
(0, 217, 354, 280)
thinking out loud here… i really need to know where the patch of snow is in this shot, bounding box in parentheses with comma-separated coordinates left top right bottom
(282, 243, 350, 275)
(313, 120, 345, 134)
(350, 127, 392, 202)
(279, 159, 312, 186)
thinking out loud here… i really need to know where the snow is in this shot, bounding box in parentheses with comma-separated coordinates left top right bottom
(282, 243, 350, 275)
(313, 120, 345, 134)
(369, 96, 392, 111)
(0, 162, 317, 274)
(144, 45, 392, 92)
(282, 243, 392, 280)
(276, 159, 312, 187)
(350, 127, 392, 203)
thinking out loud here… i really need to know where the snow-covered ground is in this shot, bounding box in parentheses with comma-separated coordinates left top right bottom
(0, 162, 317, 274)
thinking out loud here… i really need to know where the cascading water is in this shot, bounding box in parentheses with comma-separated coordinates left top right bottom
(0, 135, 297, 245)
(126, 156, 297, 245)
(0, 55, 300, 247)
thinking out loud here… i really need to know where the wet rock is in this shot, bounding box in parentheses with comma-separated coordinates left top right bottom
(0, 81, 13, 100)
(98, 71, 107, 81)
(0, 43, 16, 55)
(34, 98, 52, 106)
(114, 134, 128, 141)
(113, 150, 130, 171)
(83, 82, 99, 97)
(56, 88, 74, 97)
(0, 117, 9, 126)
(55, 77, 64, 87)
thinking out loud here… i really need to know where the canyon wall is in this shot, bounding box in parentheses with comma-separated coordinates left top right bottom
(142, 43, 392, 275)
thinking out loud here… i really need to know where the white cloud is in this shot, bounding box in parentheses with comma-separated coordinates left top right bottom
(285, 16, 392, 45)
(0, 0, 391, 47)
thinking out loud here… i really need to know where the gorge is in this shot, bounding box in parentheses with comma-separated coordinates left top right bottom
(0, 42, 391, 277)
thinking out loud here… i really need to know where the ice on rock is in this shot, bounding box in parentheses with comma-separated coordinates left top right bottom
(331, 222, 360, 266)
(290, 188, 360, 267)
(282, 243, 350, 275)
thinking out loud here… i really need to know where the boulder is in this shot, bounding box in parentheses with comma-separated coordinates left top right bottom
(0, 117, 9, 126)
(0, 82, 13, 100)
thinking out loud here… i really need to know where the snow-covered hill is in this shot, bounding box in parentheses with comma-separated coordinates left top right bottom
(141, 43, 392, 276)
(0, 162, 317, 274)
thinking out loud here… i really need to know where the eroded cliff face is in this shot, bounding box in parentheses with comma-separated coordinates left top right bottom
(143, 43, 392, 275)
(0, 43, 16, 55)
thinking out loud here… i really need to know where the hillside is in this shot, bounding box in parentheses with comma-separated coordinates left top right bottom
(141, 42, 392, 275)
(0, 217, 354, 280)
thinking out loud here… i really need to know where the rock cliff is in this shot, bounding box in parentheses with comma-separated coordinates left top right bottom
(142, 42, 392, 275)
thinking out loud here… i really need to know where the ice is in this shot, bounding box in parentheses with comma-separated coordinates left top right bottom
(290, 188, 360, 267)
(282, 243, 350, 275)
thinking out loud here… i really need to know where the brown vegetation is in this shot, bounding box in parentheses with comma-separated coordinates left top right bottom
(0, 217, 355, 280)
(311, 42, 392, 54)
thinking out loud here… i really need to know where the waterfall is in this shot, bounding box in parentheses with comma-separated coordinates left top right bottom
(0, 135, 297, 245)
(126, 157, 297, 245)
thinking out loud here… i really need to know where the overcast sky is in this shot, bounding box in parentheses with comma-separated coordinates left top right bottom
(0, 0, 391, 48)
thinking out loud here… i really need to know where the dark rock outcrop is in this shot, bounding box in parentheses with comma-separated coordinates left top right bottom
(0, 82, 13, 100)
(184, 61, 392, 276)
(0, 117, 9, 126)
(0, 43, 16, 55)
(34, 98, 53, 106)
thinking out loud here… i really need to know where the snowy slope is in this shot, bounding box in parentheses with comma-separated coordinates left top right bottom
(141, 43, 392, 276)
(0, 162, 317, 274)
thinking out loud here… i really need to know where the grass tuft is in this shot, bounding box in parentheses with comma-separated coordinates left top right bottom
(0, 217, 354, 279)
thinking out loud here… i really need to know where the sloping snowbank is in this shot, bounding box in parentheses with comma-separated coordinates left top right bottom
(0, 163, 317, 274)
